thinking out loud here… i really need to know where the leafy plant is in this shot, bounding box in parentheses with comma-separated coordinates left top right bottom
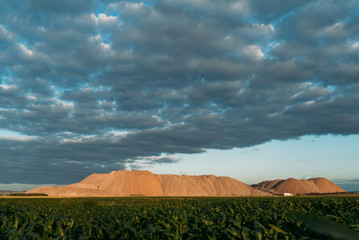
(0, 196, 358, 239)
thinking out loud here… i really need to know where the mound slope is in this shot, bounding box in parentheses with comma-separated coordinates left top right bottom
(253, 177, 345, 195)
(27, 170, 269, 197)
(157, 174, 267, 196)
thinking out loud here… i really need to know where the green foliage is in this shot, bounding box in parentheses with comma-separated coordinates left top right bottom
(0, 196, 358, 239)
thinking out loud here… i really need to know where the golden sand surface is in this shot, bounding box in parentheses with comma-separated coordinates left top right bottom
(27, 170, 270, 197)
(27, 170, 345, 197)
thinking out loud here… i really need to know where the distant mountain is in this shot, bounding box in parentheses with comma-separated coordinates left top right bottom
(27, 170, 269, 197)
(0, 190, 28, 195)
(252, 177, 345, 195)
(0, 190, 14, 195)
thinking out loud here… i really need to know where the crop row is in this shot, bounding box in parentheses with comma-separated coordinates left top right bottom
(0, 196, 358, 239)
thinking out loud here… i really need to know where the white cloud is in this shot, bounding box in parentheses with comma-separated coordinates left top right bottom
(244, 45, 264, 60)
(109, 2, 145, 12)
(0, 84, 17, 91)
(60, 135, 96, 144)
(18, 43, 33, 57)
(229, 0, 248, 15)
(0, 135, 37, 141)
(0, 25, 14, 40)
(325, 22, 344, 35)
(54, 99, 74, 109)
(100, 42, 111, 51)
(124, 162, 132, 171)
(88, 34, 112, 51)
(110, 130, 132, 137)
(88, 34, 101, 42)
(91, 13, 119, 25)
(254, 23, 274, 33)
(98, 13, 118, 23)
(122, 155, 181, 171)
(352, 41, 359, 49)
(26, 95, 37, 101)
(0, 130, 37, 141)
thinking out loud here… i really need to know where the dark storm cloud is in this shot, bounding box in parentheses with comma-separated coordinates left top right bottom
(29, 0, 95, 14)
(248, 0, 307, 22)
(1, 0, 359, 184)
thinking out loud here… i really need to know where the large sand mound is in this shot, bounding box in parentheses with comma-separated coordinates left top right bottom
(253, 177, 345, 195)
(27, 170, 269, 197)
(157, 174, 268, 196)
(68, 170, 165, 196)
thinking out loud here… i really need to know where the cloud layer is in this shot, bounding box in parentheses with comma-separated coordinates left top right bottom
(1, 0, 359, 184)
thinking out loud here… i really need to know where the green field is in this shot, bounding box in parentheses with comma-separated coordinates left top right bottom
(1, 196, 358, 239)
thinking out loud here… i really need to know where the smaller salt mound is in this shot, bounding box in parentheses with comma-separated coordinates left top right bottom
(254, 177, 345, 195)
(311, 177, 345, 193)
(273, 178, 320, 195)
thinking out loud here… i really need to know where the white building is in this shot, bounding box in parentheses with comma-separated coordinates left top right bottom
(283, 193, 293, 196)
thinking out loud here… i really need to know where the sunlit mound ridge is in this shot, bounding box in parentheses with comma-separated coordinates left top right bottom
(27, 170, 269, 197)
(252, 177, 345, 195)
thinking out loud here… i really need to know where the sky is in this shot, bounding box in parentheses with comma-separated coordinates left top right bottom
(0, 0, 359, 191)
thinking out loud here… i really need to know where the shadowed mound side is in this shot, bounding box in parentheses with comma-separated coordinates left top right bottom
(27, 170, 269, 197)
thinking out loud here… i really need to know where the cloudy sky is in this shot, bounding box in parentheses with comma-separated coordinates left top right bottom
(1, 0, 359, 191)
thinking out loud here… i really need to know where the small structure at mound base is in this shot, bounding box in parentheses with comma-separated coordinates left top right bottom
(283, 193, 293, 196)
